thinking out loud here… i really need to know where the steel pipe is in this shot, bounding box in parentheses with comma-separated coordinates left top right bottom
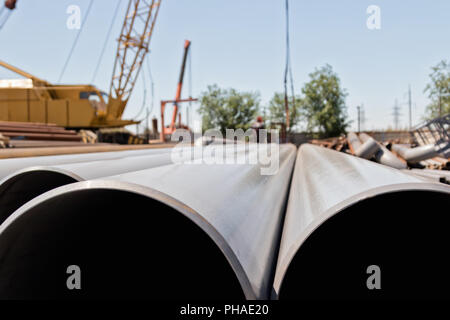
(392, 143, 450, 163)
(0, 144, 250, 225)
(0, 143, 176, 160)
(405, 169, 450, 184)
(273, 144, 450, 300)
(347, 132, 379, 159)
(360, 133, 407, 169)
(0, 143, 297, 300)
(347, 132, 362, 153)
(0, 147, 175, 180)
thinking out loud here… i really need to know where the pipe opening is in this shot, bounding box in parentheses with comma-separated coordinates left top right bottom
(0, 170, 78, 225)
(0, 189, 245, 300)
(279, 191, 450, 300)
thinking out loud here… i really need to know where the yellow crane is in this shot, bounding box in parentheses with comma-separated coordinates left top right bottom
(0, 0, 161, 132)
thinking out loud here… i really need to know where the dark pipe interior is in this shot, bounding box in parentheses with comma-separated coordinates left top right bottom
(0, 171, 77, 225)
(0, 189, 245, 300)
(279, 191, 450, 300)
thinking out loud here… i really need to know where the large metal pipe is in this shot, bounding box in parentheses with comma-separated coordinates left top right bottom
(0, 147, 175, 180)
(0, 144, 250, 225)
(347, 132, 379, 159)
(360, 133, 407, 169)
(405, 168, 450, 184)
(273, 144, 450, 300)
(0, 143, 297, 299)
(0, 143, 176, 159)
(0, 147, 176, 225)
(392, 142, 450, 163)
(347, 132, 362, 153)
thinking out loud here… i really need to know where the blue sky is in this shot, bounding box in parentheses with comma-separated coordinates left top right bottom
(1, 0, 449, 132)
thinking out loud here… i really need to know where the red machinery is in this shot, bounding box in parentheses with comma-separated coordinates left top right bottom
(160, 40, 197, 142)
(4, 0, 16, 10)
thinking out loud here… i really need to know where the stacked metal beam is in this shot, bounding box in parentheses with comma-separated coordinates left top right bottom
(0, 121, 82, 142)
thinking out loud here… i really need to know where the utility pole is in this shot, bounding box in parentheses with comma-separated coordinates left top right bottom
(392, 99, 401, 130)
(408, 85, 412, 130)
(146, 106, 149, 142)
(360, 103, 366, 132)
(357, 105, 361, 133)
(439, 87, 442, 117)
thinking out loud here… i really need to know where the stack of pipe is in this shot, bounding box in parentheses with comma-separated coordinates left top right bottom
(0, 121, 82, 142)
(0, 143, 297, 299)
(347, 132, 406, 169)
(0, 143, 449, 300)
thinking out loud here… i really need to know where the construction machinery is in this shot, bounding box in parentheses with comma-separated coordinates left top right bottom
(0, 0, 161, 143)
(160, 40, 197, 142)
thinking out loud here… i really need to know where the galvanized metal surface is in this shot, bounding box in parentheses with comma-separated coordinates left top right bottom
(347, 132, 361, 154)
(360, 133, 407, 169)
(352, 133, 379, 159)
(272, 144, 450, 298)
(0, 143, 297, 299)
(392, 142, 449, 163)
(0, 147, 173, 180)
(405, 168, 450, 184)
(0, 144, 251, 225)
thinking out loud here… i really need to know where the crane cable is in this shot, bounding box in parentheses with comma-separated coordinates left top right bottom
(133, 57, 155, 122)
(0, 6, 12, 30)
(132, 65, 147, 120)
(58, 0, 94, 83)
(91, 0, 121, 83)
(283, 0, 296, 130)
(147, 57, 155, 119)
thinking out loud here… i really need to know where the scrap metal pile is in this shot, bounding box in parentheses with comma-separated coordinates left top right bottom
(0, 141, 449, 300)
(346, 131, 450, 183)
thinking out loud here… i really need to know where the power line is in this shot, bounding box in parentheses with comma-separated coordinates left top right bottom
(58, 0, 94, 83)
(91, 0, 121, 84)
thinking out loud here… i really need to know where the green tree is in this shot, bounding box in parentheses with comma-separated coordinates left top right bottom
(301, 64, 349, 137)
(198, 84, 260, 134)
(424, 60, 450, 119)
(267, 92, 302, 132)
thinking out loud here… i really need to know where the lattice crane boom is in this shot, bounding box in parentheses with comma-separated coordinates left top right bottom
(107, 0, 161, 120)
